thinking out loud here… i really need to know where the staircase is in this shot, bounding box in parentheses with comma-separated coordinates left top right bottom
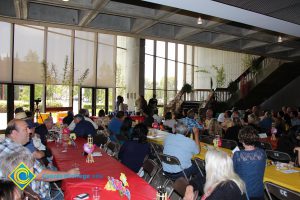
(180, 101, 202, 113)
(228, 60, 300, 109)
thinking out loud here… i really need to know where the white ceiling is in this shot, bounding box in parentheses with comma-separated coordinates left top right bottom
(0, 0, 300, 61)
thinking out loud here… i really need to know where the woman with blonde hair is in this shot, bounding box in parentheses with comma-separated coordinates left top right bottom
(184, 150, 247, 200)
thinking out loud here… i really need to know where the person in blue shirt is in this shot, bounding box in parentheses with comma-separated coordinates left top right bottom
(233, 126, 266, 200)
(108, 111, 125, 142)
(118, 123, 151, 173)
(181, 109, 203, 133)
(73, 114, 96, 138)
(162, 120, 200, 180)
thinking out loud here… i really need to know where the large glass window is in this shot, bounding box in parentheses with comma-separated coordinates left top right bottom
(116, 48, 126, 96)
(177, 44, 185, 90)
(0, 84, 7, 129)
(74, 31, 96, 87)
(46, 85, 71, 108)
(14, 85, 30, 113)
(97, 34, 115, 88)
(167, 43, 176, 102)
(81, 87, 92, 115)
(156, 58, 165, 90)
(14, 25, 44, 83)
(0, 22, 11, 82)
(47, 28, 72, 108)
(96, 89, 106, 114)
(47, 28, 72, 83)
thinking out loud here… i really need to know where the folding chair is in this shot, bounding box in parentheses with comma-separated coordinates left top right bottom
(138, 159, 160, 184)
(106, 141, 119, 158)
(158, 153, 189, 197)
(256, 141, 272, 150)
(265, 182, 300, 200)
(150, 142, 164, 165)
(221, 139, 238, 150)
(265, 150, 291, 163)
(194, 158, 205, 177)
(172, 177, 199, 200)
(200, 136, 214, 145)
(172, 177, 189, 198)
(158, 154, 189, 182)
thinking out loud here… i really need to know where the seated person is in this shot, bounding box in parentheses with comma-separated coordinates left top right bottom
(118, 117, 133, 143)
(118, 123, 151, 173)
(233, 126, 266, 200)
(95, 109, 110, 130)
(276, 125, 300, 161)
(0, 150, 36, 200)
(63, 111, 74, 126)
(143, 108, 154, 128)
(163, 112, 177, 133)
(153, 109, 162, 124)
(181, 109, 203, 134)
(162, 121, 200, 180)
(35, 117, 54, 145)
(68, 109, 98, 131)
(207, 118, 224, 137)
(224, 117, 242, 145)
(24, 119, 45, 160)
(108, 111, 125, 142)
(184, 150, 247, 200)
(0, 119, 80, 199)
(73, 114, 96, 138)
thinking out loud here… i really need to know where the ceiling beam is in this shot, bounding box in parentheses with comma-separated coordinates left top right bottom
(13, 0, 21, 18)
(20, 0, 28, 19)
(143, 0, 300, 37)
(132, 8, 180, 33)
(78, 0, 110, 26)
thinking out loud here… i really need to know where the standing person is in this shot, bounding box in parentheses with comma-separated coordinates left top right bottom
(135, 95, 148, 115)
(115, 95, 123, 112)
(148, 94, 158, 113)
(184, 150, 247, 200)
(233, 126, 266, 200)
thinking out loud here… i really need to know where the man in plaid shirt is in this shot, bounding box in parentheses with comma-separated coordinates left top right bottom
(0, 119, 80, 200)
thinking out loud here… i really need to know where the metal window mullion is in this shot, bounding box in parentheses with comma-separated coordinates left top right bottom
(153, 41, 156, 94)
(191, 46, 195, 101)
(175, 43, 178, 96)
(164, 42, 167, 106)
(70, 29, 75, 109)
(183, 45, 187, 101)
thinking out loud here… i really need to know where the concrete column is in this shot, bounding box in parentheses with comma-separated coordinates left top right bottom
(125, 37, 141, 111)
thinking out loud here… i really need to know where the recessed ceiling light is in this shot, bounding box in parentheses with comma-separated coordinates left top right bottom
(278, 35, 283, 43)
(197, 17, 203, 25)
(62, 0, 69, 2)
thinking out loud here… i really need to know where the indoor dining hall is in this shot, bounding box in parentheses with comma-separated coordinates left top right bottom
(0, 0, 300, 200)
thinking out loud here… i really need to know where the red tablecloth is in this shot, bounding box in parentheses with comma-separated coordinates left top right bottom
(48, 139, 157, 200)
(259, 136, 278, 150)
(130, 116, 145, 123)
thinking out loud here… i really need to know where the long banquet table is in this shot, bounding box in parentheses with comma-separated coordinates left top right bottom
(147, 129, 300, 193)
(47, 138, 157, 200)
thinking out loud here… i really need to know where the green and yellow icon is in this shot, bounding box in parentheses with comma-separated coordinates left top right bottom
(8, 162, 36, 190)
